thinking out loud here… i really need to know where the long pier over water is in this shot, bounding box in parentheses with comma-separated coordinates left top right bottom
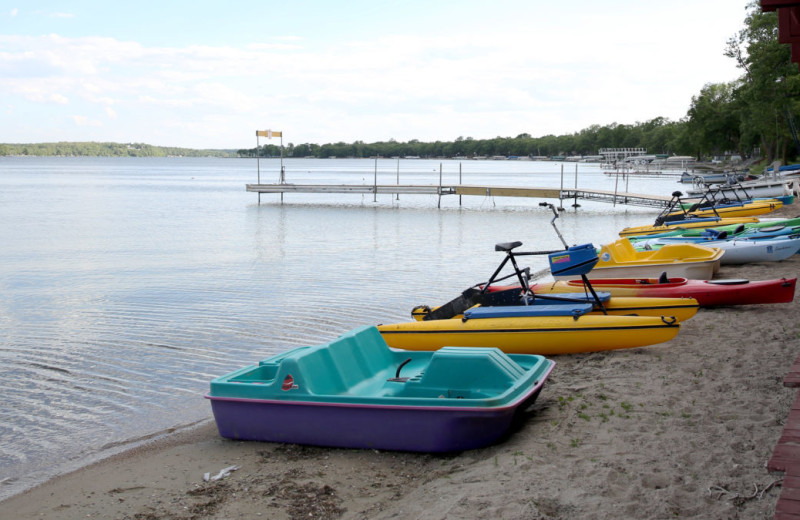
(246, 182, 674, 209)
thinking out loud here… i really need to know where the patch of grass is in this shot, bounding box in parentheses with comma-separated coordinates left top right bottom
(557, 395, 575, 410)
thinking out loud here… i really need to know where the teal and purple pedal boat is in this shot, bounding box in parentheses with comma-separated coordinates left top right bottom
(205, 326, 554, 452)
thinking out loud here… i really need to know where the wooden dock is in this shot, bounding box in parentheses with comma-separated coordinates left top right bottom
(245, 183, 674, 209)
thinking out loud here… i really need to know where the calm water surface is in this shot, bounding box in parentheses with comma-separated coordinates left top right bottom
(0, 157, 678, 498)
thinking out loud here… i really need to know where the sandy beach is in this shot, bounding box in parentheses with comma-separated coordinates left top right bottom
(2, 202, 799, 520)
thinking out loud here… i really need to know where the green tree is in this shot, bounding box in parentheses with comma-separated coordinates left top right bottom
(725, 1, 800, 163)
(686, 82, 741, 158)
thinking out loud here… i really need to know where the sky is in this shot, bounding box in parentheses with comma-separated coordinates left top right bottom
(0, 1, 751, 150)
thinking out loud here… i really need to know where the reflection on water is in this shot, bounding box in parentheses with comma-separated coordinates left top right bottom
(0, 157, 673, 499)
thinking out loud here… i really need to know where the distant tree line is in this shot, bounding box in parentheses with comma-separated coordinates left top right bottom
(239, 119, 689, 160)
(0, 141, 238, 158)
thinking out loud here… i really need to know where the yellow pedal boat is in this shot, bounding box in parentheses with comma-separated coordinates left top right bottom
(412, 292, 699, 323)
(377, 310, 680, 356)
(555, 238, 723, 281)
(380, 232, 683, 356)
(390, 284, 697, 355)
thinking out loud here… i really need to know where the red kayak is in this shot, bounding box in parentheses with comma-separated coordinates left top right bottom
(527, 277, 797, 307)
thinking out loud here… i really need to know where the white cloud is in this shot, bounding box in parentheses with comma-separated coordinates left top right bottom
(30, 10, 75, 19)
(0, 1, 748, 148)
(72, 115, 102, 127)
(6, 82, 69, 103)
(10, 8, 18, 17)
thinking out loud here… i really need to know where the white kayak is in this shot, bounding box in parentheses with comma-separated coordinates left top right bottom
(638, 235, 800, 265)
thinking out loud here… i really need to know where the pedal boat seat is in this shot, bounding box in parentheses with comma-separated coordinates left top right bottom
(463, 302, 593, 320)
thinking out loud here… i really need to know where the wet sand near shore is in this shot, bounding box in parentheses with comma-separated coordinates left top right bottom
(2, 202, 799, 520)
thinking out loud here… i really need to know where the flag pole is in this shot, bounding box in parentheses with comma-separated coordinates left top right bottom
(279, 133, 284, 202)
(255, 129, 284, 202)
(255, 131, 261, 204)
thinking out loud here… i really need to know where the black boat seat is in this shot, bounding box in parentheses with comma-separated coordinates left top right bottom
(535, 291, 611, 303)
(481, 288, 525, 306)
(495, 241, 522, 252)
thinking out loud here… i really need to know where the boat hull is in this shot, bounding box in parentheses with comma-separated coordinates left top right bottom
(207, 326, 555, 452)
(717, 237, 800, 264)
(619, 217, 761, 237)
(677, 217, 800, 237)
(580, 261, 720, 280)
(209, 390, 544, 452)
(531, 277, 797, 307)
(735, 225, 800, 240)
(679, 172, 744, 184)
(557, 239, 723, 281)
(464, 292, 699, 322)
(378, 314, 680, 355)
(639, 236, 800, 265)
(668, 200, 782, 219)
(686, 180, 793, 200)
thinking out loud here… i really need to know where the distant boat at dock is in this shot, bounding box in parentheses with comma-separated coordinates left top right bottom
(604, 168, 680, 178)
(679, 171, 746, 184)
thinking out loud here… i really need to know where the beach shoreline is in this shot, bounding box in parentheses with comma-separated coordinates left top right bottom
(3, 202, 799, 520)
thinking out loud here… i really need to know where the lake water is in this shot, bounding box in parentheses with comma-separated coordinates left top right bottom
(0, 156, 680, 499)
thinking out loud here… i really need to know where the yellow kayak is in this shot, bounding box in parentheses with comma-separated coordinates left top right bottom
(670, 199, 782, 219)
(619, 216, 761, 237)
(378, 311, 680, 355)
